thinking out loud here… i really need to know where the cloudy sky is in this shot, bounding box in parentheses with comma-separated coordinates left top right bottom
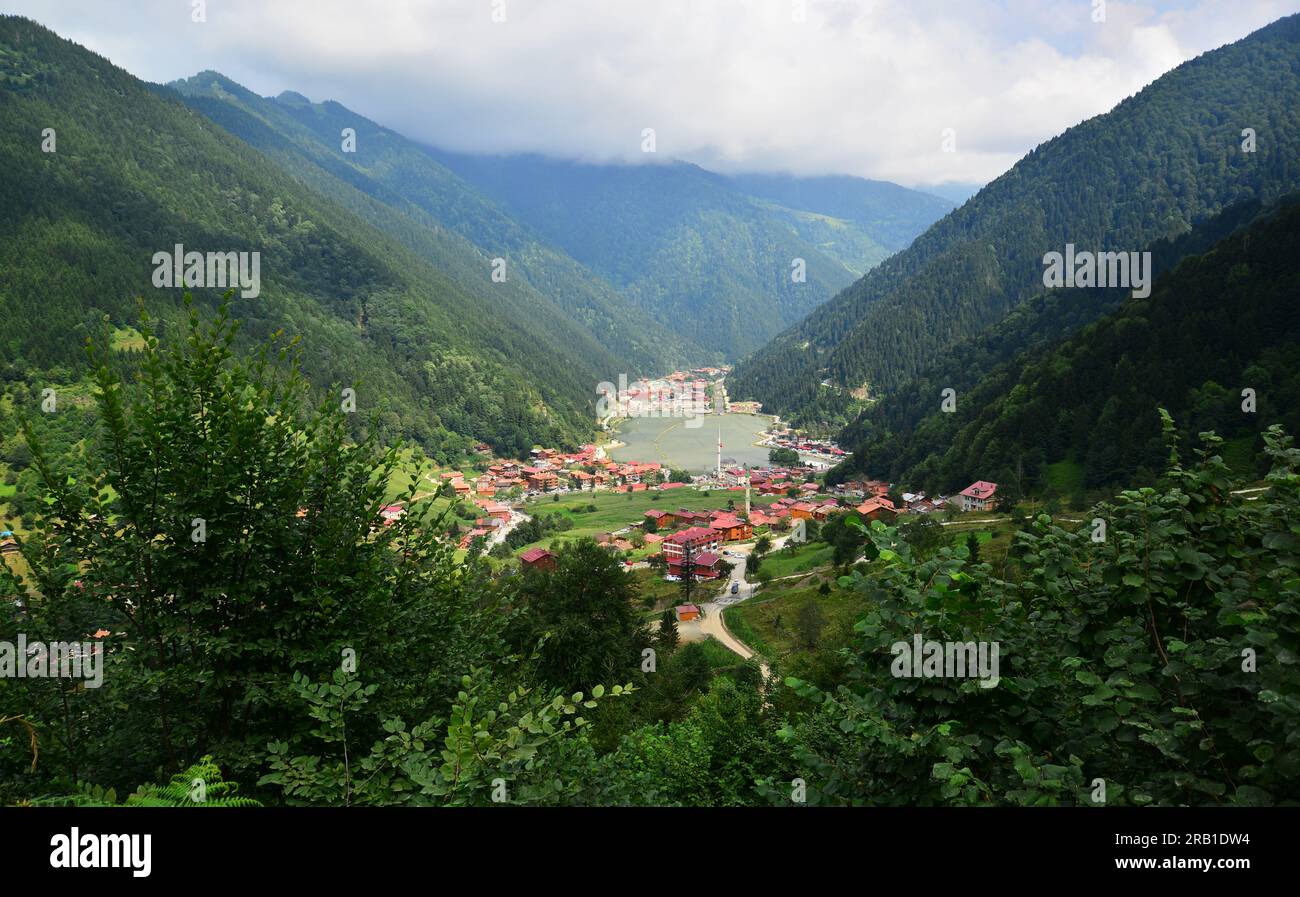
(13, 0, 1300, 188)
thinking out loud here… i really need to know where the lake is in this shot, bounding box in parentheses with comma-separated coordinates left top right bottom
(607, 413, 773, 472)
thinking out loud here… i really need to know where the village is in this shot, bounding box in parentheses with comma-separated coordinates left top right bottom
(348, 366, 1013, 647)
(371, 436, 1001, 581)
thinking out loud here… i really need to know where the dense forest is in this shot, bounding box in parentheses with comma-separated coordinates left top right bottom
(0, 16, 630, 462)
(831, 194, 1300, 497)
(427, 152, 949, 359)
(166, 72, 687, 375)
(1, 298, 1296, 806)
(729, 13, 1300, 426)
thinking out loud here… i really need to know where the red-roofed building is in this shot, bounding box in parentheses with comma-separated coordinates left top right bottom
(690, 552, 723, 580)
(459, 527, 490, 549)
(789, 502, 817, 521)
(955, 481, 998, 512)
(526, 470, 559, 492)
(676, 604, 700, 622)
(518, 547, 557, 571)
(710, 515, 752, 542)
(674, 509, 712, 526)
(855, 496, 897, 521)
(644, 509, 676, 529)
(663, 526, 720, 578)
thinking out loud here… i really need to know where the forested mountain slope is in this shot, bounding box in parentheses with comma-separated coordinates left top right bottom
(729, 13, 1300, 419)
(167, 72, 686, 371)
(831, 195, 1300, 497)
(427, 152, 949, 359)
(723, 172, 953, 252)
(0, 16, 613, 460)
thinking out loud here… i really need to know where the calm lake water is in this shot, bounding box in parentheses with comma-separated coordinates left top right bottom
(607, 413, 773, 472)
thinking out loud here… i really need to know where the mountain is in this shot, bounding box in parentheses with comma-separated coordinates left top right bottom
(0, 16, 630, 461)
(426, 152, 952, 360)
(722, 172, 953, 253)
(831, 193, 1300, 498)
(728, 14, 1300, 423)
(167, 72, 687, 371)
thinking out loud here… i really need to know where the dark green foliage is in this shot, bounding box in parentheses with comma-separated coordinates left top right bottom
(503, 539, 651, 694)
(832, 195, 1300, 495)
(768, 446, 799, 465)
(795, 599, 826, 648)
(732, 14, 1300, 420)
(821, 512, 866, 565)
(1, 296, 510, 798)
(768, 422, 1300, 806)
(657, 608, 680, 655)
(0, 17, 617, 460)
(35, 756, 261, 807)
(503, 511, 573, 550)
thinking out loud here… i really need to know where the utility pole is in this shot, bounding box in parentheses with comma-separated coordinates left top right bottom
(680, 543, 696, 605)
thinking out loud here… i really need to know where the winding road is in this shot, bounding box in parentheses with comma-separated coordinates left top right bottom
(673, 535, 789, 680)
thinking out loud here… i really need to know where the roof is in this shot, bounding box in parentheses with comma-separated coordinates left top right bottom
(676, 604, 700, 614)
(960, 481, 998, 499)
(694, 552, 721, 566)
(518, 547, 553, 563)
(665, 526, 717, 545)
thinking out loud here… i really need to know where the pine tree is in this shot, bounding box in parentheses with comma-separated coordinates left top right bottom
(657, 608, 680, 655)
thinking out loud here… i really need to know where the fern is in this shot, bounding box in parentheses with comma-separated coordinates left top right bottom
(32, 756, 261, 807)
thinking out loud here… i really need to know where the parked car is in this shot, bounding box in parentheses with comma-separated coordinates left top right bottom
(730, 582, 740, 595)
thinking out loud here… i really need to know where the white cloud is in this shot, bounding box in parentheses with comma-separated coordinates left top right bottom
(11, 0, 1299, 186)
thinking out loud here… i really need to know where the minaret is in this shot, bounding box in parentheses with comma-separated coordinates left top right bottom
(745, 466, 752, 516)
(716, 425, 723, 481)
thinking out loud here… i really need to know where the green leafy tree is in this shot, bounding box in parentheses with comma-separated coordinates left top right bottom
(504, 538, 651, 693)
(0, 296, 506, 796)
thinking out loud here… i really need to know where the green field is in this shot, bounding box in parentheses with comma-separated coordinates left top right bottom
(516, 488, 745, 552)
(756, 541, 835, 579)
(631, 567, 688, 613)
(695, 636, 752, 674)
(724, 580, 865, 664)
